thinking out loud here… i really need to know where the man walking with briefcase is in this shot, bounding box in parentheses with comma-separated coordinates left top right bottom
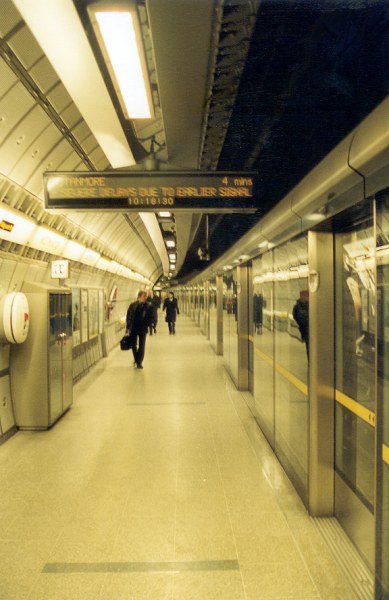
(126, 290, 153, 369)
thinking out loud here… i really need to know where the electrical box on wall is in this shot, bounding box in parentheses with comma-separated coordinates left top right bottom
(0, 292, 30, 344)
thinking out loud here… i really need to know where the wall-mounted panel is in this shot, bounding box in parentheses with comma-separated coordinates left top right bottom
(0, 82, 35, 146)
(7, 109, 59, 179)
(24, 138, 75, 197)
(0, 59, 18, 93)
(0, 2, 21, 37)
(0, 374, 15, 435)
(29, 56, 59, 94)
(46, 83, 72, 114)
(8, 25, 43, 70)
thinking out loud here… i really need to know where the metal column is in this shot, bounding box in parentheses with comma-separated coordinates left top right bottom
(237, 264, 250, 390)
(216, 274, 223, 355)
(308, 231, 335, 516)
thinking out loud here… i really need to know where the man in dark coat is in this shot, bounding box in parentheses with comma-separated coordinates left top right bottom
(293, 290, 309, 358)
(147, 289, 161, 335)
(163, 291, 179, 334)
(126, 290, 153, 368)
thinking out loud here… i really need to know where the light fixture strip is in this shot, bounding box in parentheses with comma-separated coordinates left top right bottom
(93, 8, 153, 119)
(13, 0, 135, 168)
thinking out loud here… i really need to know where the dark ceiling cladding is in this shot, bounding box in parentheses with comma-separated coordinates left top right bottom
(180, 0, 389, 279)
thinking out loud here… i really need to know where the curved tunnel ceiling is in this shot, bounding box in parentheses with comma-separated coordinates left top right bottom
(1, 0, 224, 284)
(1, 0, 388, 285)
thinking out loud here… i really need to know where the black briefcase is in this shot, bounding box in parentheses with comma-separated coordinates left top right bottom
(120, 335, 131, 351)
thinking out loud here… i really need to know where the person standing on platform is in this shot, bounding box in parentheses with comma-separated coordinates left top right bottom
(293, 290, 309, 359)
(126, 290, 153, 368)
(147, 289, 161, 335)
(163, 291, 180, 334)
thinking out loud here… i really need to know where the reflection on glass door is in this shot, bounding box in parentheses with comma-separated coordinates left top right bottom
(252, 252, 275, 445)
(274, 237, 309, 502)
(252, 235, 309, 500)
(334, 211, 375, 569)
(376, 190, 389, 597)
(209, 279, 217, 351)
(223, 271, 238, 384)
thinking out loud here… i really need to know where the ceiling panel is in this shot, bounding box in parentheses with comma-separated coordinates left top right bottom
(29, 56, 60, 94)
(46, 83, 73, 114)
(0, 82, 35, 144)
(24, 138, 76, 197)
(8, 24, 43, 70)
(57, 155, 86, 171)
(0, 58, 18, 91)
(0, 0, 20, 36)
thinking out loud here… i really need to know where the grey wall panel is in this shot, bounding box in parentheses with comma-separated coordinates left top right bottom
(7, 261, 30, 291)
(0, 374, 15, 435)
(6, 108, 59, 178)
(0, 344, 10, 372)
(29, 56, 60, 95)
(72, 121, 93, 145)
(94, 153, 110, 171)
(46, 83, 72, 114)
(79, 133, 99, 154)
(57, 153, 85, 172)
(0, 83, 35, 145)
(0, 1, 21, 37)
(23, 138, 76, 197)
(89, 146, 108, 167)
(8, 25, 43, 70)
(61, 103, 84, 129)
(0, 60, 18, 95)
(0, 258, 18, 292)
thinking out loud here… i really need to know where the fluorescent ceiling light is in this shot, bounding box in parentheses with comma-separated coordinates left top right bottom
(63, 239, 85, 261)
(158, 212, 172, 218)
(0, 206, 36, 245)
(13, 0, 135, 168)
(168, 253, 176, 261)
(306, 212, 326, 222)
(96, 257, 111, 270)
(92, 8, 153, 119)
(166, 240, 176, 248)
(81, 248, 100, 266)
(30, 226, 67, 255)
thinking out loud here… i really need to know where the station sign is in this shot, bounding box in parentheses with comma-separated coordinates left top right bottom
(43, 171, 257, 213)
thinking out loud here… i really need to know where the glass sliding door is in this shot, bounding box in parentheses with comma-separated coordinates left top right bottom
(223, 270, 238, 384)
(376, 189, 389, 598)
(274, 236, 309, 502)
(334, 205, 375, 570)
(252, 252, 275, 446)
(209, 279, 217, 351)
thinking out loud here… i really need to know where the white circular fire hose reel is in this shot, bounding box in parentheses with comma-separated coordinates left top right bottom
(0, 292, 30, 344)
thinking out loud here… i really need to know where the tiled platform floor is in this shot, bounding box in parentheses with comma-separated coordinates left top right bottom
(0, 316, 359, 599)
